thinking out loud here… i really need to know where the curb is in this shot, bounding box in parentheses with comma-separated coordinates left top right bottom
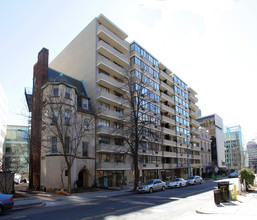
(12, 202, 45, 211)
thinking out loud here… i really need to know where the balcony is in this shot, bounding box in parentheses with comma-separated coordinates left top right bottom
(162, 127, 176, 136)
(139, 149, 162, 157)
(161, 103, 175, 115)
(97, 40, 129, 67)
(163, 163, 177, 169)
(191, 136, 200, 143)
(97, 55, 125, 78)
(140, 163, 163, 170)
(97, 24, 129, 54)
(189, 101, 198, 112)
(191, 128, 200, 135)
(189, 110, 199, 119)
(96, 143, 129, 153)
(163, 151, 177, 158)
(191, 118, 200, 127)
(96, 162, 131, 170)
(188, 93, 198, 103)
(98, 108, 125, 121)
(163, 139, 176, 147)
(97, 14, 128, 40)
(159, 70, 173, 84)
(160, 92, 174, 105)
(160, 81, 174, 95)
(97, 90, 129, 108)
(161, 115, 176, 126)
(97, 73, 126, 92)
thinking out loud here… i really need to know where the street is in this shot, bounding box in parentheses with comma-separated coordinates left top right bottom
(2, 178, 238, 220)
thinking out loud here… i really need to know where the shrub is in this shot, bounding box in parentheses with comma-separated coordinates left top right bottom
(239, 168, 255, 191)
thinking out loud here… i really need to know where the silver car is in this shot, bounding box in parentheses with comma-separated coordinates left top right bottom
(187, 176, 203, 185)
(137, 179, 166, 193)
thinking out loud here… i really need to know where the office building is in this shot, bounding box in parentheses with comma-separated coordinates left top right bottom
(197, 114, 226, 173)
(224, 125, 244, 172)
(247, 139, 257, 173)
(3, 125, 29, 175)
(0, 85, 8, 171)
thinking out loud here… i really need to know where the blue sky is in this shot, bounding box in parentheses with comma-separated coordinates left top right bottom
(1, 0, 257, 143)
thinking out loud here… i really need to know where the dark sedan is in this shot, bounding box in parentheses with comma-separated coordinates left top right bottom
(0, 193, 14, 215)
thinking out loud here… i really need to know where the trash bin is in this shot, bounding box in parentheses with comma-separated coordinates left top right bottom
(218, 181, 230, 202)
(213, 189, 221, 204)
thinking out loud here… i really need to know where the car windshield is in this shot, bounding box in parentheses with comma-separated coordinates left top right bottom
(143, 180, 154, 185)
(188, 177, 194, 180)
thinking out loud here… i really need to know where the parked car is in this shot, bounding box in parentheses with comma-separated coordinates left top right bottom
(229, 171, 238, 178)
(20, 177, 29, 183)
(187, 176, 202, 185)
(14, 178, 19, 185)
(137, 179, 166, 193)
(167, 178, 188, 188)
(0, 193, 14, 215)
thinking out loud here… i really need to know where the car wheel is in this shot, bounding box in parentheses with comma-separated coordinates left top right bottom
(0, 205, 3, 215)
(179, 183, 182, 187)
(200, 181, 202, 184)
(162, 186, 165, 191)
(149, 188, 153, 193)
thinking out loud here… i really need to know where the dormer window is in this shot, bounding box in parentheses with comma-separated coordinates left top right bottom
(65, 88, 71, 99)
(53, 86, 59, 96)
(82, 98, 88, 110)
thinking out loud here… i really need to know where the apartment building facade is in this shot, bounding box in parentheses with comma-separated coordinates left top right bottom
(197, 114, 226, 173)
(49, 14, 201, 187)
(198, 127, 212, 177)
(247, 139, 257, 173)
(28, 48, 96, 190)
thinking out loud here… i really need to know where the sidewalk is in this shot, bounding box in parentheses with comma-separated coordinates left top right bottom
(196, 189, 257, 216)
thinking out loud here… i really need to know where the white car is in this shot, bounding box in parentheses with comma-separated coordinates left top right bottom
(167, 178, 188, 188)
(187, 176, 202, 185)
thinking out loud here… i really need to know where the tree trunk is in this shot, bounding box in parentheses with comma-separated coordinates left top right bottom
(133, 153, 139, 191)
(67, 166, 72, 194)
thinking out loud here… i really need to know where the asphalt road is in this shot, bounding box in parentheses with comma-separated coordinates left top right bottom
(2, 179, 237, 220)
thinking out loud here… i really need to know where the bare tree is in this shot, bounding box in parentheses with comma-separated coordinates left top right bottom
(109, 68, 161, 191)
(41, 93, 94, 194)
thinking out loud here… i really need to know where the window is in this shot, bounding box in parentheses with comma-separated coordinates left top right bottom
(82, 98, 88, 110)
(65, 88, 71, 99)
(51, 109, 59, 124)
(51, 137, 57, 153)
(114, 138, 123, 146)
(98, 85, 109, 92)
(114, 107, 123, 114)
(53, 86, 59, 96)
(65, 137, 70, 154)
(64, 110, 70, 125)
(98, 101, 110, 110)
(99, 136, 110, 144)
(114, 154, 124, 163)
(98, 119, 110, 127)
(82, 142, 88, 157)
(100, 153, 110, 162)
(84, 119, 89, 130)
(114, 122, 122, 129)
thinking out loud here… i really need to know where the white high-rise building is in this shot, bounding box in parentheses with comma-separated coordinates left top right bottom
(0, 84, 8, 170)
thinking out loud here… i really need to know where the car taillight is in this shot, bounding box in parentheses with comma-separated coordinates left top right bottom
(10, 196, 13, 201)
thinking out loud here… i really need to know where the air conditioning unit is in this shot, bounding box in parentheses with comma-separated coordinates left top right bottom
(155, 151, 158, 154)
(143, 150, 146, 153)
(143, 164, 146, 167)
(156, 164, 159, 167)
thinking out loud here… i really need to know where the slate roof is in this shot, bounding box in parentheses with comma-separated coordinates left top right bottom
(47, 68, 95, 115)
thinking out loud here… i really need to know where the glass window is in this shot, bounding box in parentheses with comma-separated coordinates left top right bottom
(53, 86, 59, 96)
(65, 137, 70, 154)
(98, 101, 110, 110)
(65, 88, 71, 99)
(98, 119, 110, 127)
(99, 136, 110, 144)
(64, 110, 70, 125)
(51, 109, 59, 124)
(84, 119, 89, 129)
(51, 137, 57, 153)
(82, 98, 88, 110)
(82, 142, 88, 157)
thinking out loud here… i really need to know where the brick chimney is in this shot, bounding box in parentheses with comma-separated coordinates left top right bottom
(31, 48, 49, 190)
